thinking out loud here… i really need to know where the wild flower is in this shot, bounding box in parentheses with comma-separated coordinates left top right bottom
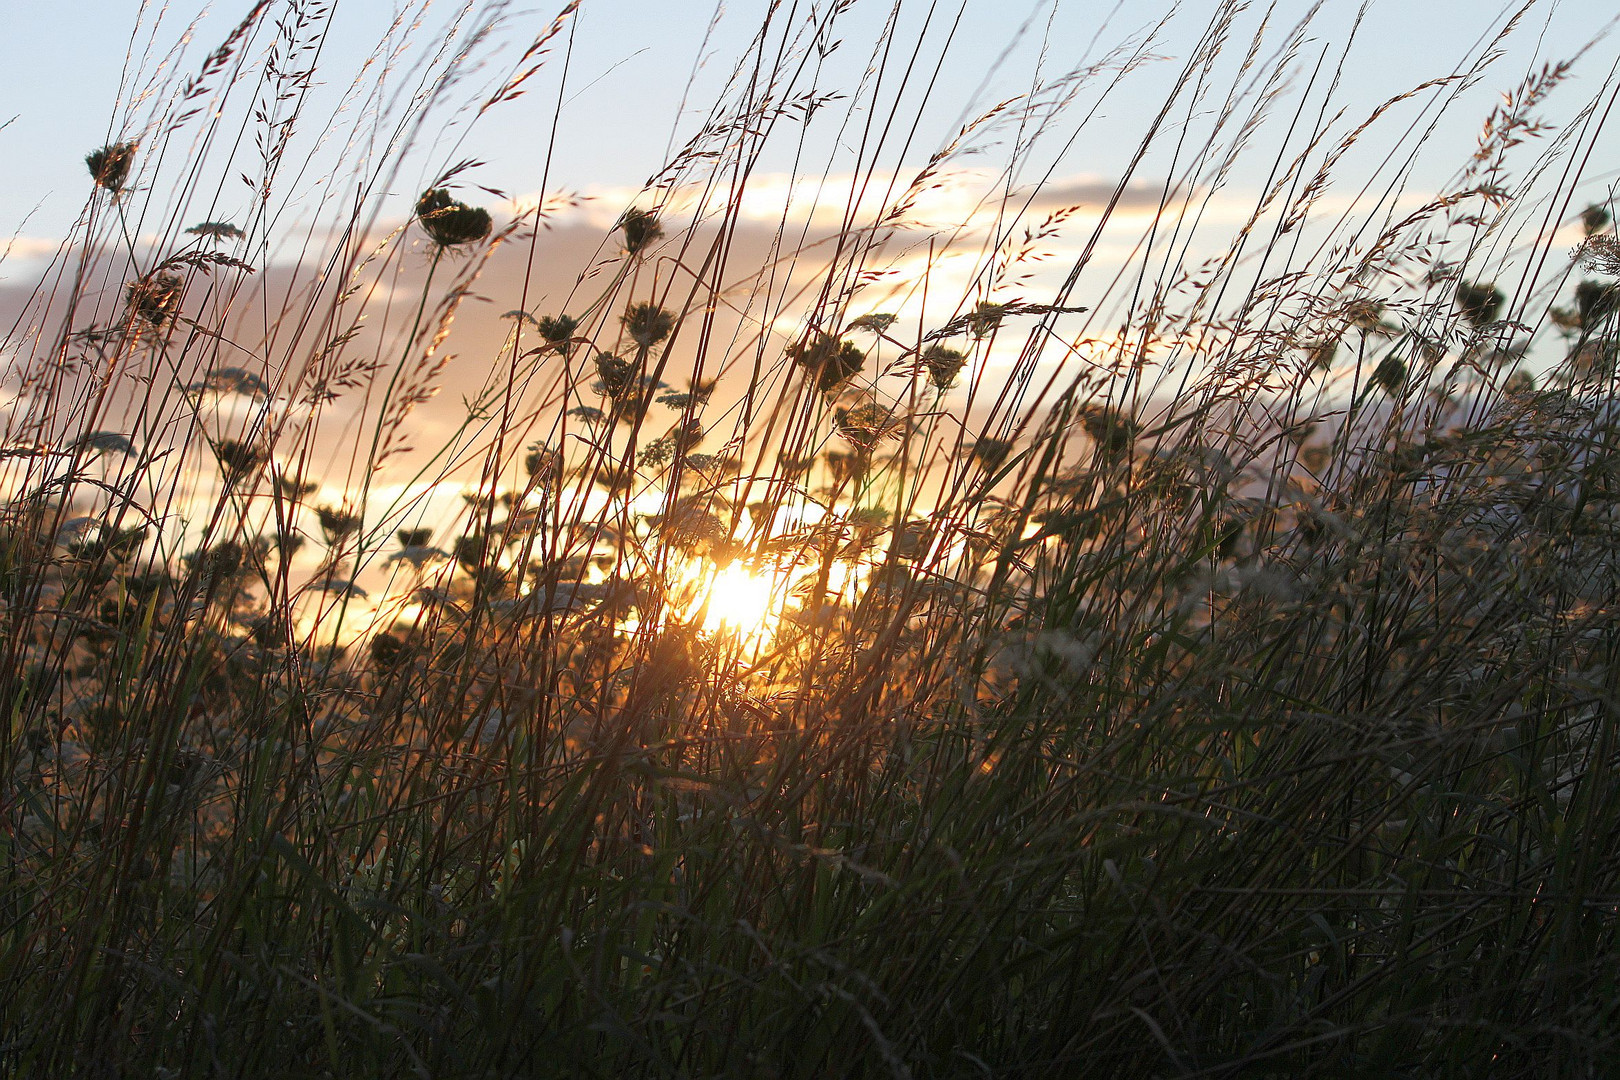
(388, 542, 447, 570)
(1575, 280, 1620, 328)
(273, 471, 317, 498)
(1371, 354, 1408, 396)
(321, 577, 368, 600)
(126, 271, 184, 328)
(316, 505, 360, 545)
(523, 445, 559, 479)
(1577, 233, 1620, 275)
(213, 439, 266, 480)
(454, 534, 489, 571)
(824, 448, 865, 484)
(186, 221, 245, 241)
(668, 417, 704, 453)
(568, 405, 607, 425)
(592, 351, 638, 400)
(184, 538, 262, 582)
(74, 431, 137, 457)
(1503, 368, 1537, 394)
(967, 301, 1009, 338)
(653, 505, 726, 553)
(618, 208, 662, 253)
(1455, 280, 1504, 326)
(1583, 202, 1612, 236)
(85, 141, 136, 192)
(849, 312, 897, 333)
(188, 367, 271, 398)
(681, 453, 737, 477)
(973, 437, 1013, 470)
(534, 313, 579, 354)
(788, 333, 865, 394)
(622, 302, 675, 349)
(1079, 406, 1137, 457)
(1343, 298, 1385, 329)
(923, 344, 967, 390)
(368, 630, 414, 671)
(1304, 339, 1339, 370)
(415, 188, 492, 248)
(834, 401, 904, 451)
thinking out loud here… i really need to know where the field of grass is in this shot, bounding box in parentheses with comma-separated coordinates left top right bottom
(4, 1, 1620, 1075)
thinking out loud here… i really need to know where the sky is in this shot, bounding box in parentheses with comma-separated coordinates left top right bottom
(3, 0, 1617, 256)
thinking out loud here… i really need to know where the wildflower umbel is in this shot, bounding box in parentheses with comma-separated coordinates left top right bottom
(415, 188, 492, 248)
(316, 506, 361, 545)
(789, 333, 865, 394)
(1455, 281, 1504, 327)
(86, 141, 137, 193)
(923, 345, 967, 390)
(186, 221, 245, 242)
(1582, 203, 1612, 236)
(618, 209, 663, 254)
(1576, 281, 1620, 328)
(833, 401, 904, 450)
(622, 302, 675, 349)
(1371, 354, 1407, 396)
(535, 314, 579, 354)
(594, 353, 638, 401)
(214, 439, 266, 480)
(126, 272, 184, 329)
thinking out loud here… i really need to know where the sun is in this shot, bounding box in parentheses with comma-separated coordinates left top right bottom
(699, 560, 780, 637)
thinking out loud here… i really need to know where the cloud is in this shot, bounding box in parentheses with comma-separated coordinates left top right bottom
(0, 234, 63, 270)
(1025, 175, 1178, 212)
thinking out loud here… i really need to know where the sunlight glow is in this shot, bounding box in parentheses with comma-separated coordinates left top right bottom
(700, 561, 779, 636)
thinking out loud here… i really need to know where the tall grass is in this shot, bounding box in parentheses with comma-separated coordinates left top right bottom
(4, 1, 1620, 1075)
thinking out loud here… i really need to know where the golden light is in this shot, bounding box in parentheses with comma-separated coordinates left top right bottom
(700, 560, 779, 637)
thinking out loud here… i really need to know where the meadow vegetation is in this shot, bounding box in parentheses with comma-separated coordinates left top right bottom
(3, 1, 1620, 1075)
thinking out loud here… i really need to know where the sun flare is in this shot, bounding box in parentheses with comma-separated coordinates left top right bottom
(698, 561, 781, 638)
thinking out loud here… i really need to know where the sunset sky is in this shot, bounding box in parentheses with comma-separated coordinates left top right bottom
(3, 0, 1616, 537)
(3, 0, 1616, 266)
